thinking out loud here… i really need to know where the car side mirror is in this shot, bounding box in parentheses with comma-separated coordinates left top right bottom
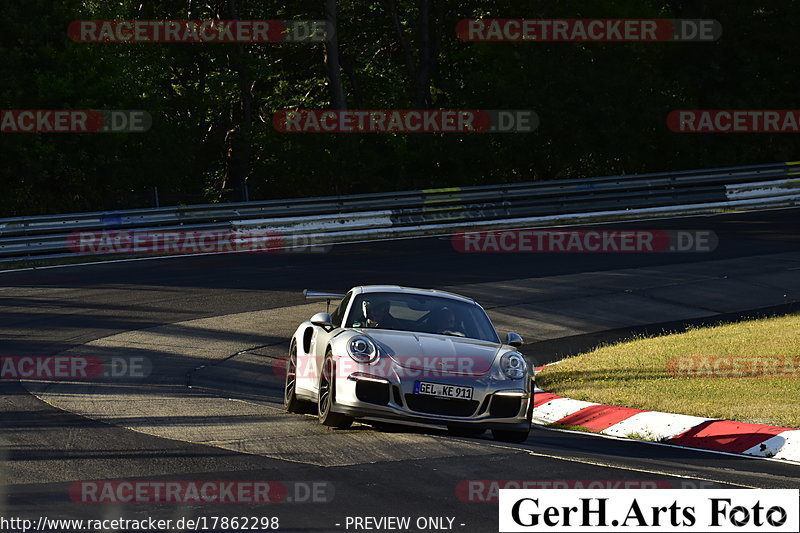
(311, 312, 334, 328)
(506, 331, 524, 347)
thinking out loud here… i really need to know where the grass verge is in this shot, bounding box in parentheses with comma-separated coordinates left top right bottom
(536, 313, 800, 428)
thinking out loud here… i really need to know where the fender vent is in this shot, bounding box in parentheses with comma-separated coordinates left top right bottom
(302, 327, 314, 354)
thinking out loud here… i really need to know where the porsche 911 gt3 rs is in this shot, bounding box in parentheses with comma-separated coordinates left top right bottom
(284, 285, 533, 442)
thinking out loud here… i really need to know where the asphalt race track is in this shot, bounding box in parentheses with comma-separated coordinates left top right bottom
(2, 208, 800, 532)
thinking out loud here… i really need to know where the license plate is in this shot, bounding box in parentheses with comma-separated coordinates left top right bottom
(414, 381, 473, 400)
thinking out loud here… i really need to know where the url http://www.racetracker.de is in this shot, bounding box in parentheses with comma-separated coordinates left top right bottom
(0, 515, 282, 532)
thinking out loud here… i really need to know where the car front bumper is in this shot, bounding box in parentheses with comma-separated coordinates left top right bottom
(332, 367, 533, 430)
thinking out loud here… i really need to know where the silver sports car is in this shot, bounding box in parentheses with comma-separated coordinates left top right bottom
(284, 285, 533, 442)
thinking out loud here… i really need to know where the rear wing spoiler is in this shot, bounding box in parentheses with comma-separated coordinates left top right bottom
(303, 290, 345, 300)
(303, 289, 345, 312)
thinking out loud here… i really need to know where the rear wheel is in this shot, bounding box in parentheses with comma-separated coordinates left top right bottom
(284, 343, 312, 413)
(318, 352, 353, 429)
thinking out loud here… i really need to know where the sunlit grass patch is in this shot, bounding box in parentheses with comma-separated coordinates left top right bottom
(537, 314, 800, 428)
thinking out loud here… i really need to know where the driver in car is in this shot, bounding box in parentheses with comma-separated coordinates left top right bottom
(432, 306, 463, 336)
(364, 299, 395, 329)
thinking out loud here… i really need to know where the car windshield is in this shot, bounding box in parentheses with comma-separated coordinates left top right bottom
(345, 291, 499, 343)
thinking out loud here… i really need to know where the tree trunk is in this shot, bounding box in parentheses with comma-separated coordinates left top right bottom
(381, 0, 443, 108)
(324, 0, 347, 110)
(225, 0, 252, 201)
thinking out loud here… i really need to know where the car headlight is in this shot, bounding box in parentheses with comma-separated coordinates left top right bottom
(347, 336, 377, 363)
(500, 352, 526, 379)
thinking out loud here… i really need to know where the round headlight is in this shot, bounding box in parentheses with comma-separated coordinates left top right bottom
(500, 352, 526, 380)
(347, 336, 377, 363)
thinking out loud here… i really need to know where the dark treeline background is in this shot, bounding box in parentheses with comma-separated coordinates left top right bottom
(1, 0, 799, 216)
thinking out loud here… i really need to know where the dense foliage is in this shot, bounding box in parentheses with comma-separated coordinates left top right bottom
(1, 1, 799, 216)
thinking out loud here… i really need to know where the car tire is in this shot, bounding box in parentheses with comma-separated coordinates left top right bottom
(284, 343, 313, 414)
(318, 352, 353, 429)
(447, 425, 485, 438)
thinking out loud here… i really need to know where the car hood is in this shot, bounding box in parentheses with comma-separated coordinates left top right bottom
(360, 329, 501, 375)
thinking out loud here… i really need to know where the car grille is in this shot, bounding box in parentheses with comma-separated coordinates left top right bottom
(404, 394, 479, 417)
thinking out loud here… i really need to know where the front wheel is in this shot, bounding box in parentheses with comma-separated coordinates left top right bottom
(317, 353, 353, 429)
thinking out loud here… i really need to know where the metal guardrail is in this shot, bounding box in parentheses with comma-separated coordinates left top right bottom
(1, 161, 799, 263)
